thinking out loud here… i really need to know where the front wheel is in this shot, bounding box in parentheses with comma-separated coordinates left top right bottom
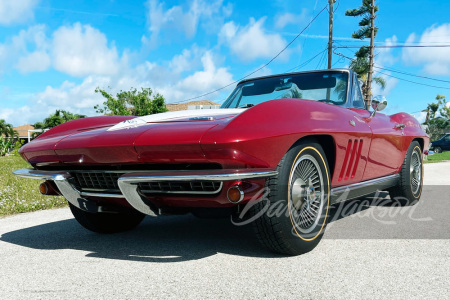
(434, 146, 442, 153)
(249, 140, 331, 255)
(389, 141, 423, 206)
(69, 203, 145, 233)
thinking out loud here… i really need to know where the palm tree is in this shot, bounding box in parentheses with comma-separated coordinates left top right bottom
(349, 48, 386, 97)
(5, 127, 18, 138)
(345, 0, 385, 101)
(0, 119, 8, 136)
(0, 119, 16, 138)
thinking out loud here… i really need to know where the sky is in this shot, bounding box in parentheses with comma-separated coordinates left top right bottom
(1, 0, 450, 126)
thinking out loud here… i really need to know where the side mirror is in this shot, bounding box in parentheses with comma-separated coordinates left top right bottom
(371, 95, 387, 117)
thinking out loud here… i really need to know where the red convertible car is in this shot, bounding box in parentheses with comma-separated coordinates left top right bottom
(14, 69, 428, 255)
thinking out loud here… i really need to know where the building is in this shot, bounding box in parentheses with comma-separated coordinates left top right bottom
(166, 100, 220, 112)
(13, 124, 35, 140)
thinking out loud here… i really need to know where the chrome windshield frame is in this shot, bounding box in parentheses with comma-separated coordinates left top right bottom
(221, 68, 352, 109)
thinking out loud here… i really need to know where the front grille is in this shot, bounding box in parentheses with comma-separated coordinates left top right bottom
(73, 172, 123, 193)
(138, 181, 222, 194)
(71, 172, 223, 195)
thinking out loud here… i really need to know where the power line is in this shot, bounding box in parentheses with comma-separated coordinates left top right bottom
(316, 48, 328, 69)
(336, 46, 450, 84)
(335, 45, 450, 49)
(170, 5, 328, 104)
(333, 0, 340, 12)
(374, 70, 450, 90)
(299, 0, 320, 66)
(373, 66, 450, 84)
(334, 51, 450, 90)
(284, 48, 328, 73)
(334, 46, 450, 84)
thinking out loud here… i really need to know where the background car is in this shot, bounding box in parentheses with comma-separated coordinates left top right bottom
(430, 133, 450, 153)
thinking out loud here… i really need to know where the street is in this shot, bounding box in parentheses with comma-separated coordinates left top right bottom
(0, 162, 449, 299)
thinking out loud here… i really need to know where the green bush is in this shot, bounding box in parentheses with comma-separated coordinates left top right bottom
(0, 137, 12, 156)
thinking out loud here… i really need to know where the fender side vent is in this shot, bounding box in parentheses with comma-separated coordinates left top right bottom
(339, 139, 363, 181)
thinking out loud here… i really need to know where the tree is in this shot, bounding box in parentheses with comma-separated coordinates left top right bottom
(34, 110, 86, 129)
(33, 110, 86, 137)
(0, 119, 9, 136)
(0, 119, 17, 155)
(94, 87, 168, 116)
(0, 119, 17, 138)
(424, 94, 450, 141)
(345, 0, 385, 105)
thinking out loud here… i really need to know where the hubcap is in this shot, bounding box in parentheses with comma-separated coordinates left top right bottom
(289, 154, 324, 234)
(410, 150, 422, 194)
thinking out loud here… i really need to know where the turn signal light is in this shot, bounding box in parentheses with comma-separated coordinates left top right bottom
(227, 185, 244, 203)
(39, 182, 49, 195)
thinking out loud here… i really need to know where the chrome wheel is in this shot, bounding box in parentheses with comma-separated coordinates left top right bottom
(289, 154, 324, 234)
(410, 149, 422, 195)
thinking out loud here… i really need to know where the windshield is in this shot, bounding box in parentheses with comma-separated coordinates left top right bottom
(221, 71, 349, 108)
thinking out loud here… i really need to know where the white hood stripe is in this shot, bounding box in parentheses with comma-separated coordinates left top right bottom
(108, 108, 245, 131)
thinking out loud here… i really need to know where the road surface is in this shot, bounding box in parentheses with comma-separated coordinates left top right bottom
(0, 162, 449, 299)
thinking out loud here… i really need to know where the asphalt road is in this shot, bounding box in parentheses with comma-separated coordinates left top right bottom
(0, 162, 449, 299)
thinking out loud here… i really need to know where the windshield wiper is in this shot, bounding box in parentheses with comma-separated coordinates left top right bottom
(239, 104, 254, 108)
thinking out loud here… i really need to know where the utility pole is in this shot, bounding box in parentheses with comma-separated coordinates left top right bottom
(327, 0, 335, 69)
(365, 0, 376, 108)
(326, 0, 335, 100)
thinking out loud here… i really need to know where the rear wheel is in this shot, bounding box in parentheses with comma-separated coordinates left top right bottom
(69, 203, 145, 233)
(249, 140, 331, 255)
(389, 141, 423, 206)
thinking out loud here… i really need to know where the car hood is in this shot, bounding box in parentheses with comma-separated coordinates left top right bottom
(21, 108, 245, 166)
(108, 108, 245, 131)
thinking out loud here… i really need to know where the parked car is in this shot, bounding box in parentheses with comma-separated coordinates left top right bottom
(430, 133, 450, 153)
(14, 69, 429, 255)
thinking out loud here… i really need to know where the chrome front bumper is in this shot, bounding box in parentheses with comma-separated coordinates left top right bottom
(13, 168, 278, 215)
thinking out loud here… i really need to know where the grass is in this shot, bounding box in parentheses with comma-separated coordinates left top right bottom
(0, 155, 67, 217)
(424, 151, 450, 163)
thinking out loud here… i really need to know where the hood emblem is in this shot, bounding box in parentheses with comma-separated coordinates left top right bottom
(108, 118, 148, 131)
(349, 120, 356, 127)
(189, 116, 215, 121)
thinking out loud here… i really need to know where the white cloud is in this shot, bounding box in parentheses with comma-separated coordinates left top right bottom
(0, 76, 111, 126)
(412, 111, 427, 124)
(402, 24, 450, 75)
(52, 23, 120, 77)
(372, 74, 398, 97)
(275, 9, 310, 29)
(375, 35, 398, 66)
(1, 23, 121, 76)
(2, 46, 236, 126)
(219, 17, 289, 62)
(164, 51, 233, 101)
(132, 50, 234, 102)
(168, 45, 203, 74)
(0, 0, 39, 25)
(16, 50, 51, 73)
(144, 0, 229, 47)
(0, 24, 50, 73)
